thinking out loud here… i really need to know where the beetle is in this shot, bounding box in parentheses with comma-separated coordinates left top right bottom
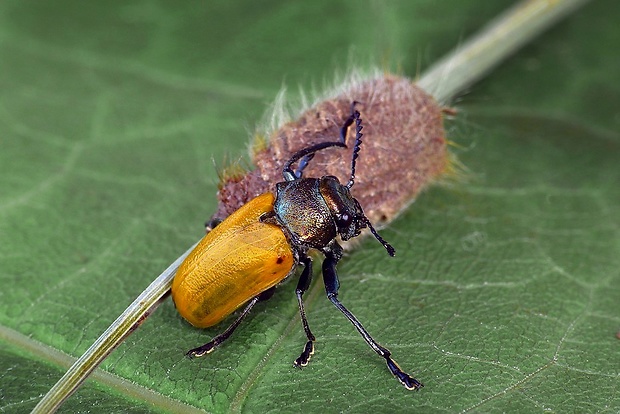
(171, 103, 422, 390)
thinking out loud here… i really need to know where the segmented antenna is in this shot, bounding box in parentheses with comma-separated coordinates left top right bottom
(365, 217, 396, 257)
(282, 140, 346, 181)
(346, 109, 363, 189)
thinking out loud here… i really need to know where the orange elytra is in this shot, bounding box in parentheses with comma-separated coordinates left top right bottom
(171, 192, 295, 329)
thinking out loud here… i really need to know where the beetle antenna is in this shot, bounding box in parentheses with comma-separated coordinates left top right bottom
(365, 217, 396, 257)
(283, 141, 346, 181)
(346, 109, 363, 189)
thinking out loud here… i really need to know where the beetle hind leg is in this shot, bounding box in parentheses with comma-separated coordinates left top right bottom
(186, 287, 276, 358)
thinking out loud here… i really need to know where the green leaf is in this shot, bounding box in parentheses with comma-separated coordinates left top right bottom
(1, 0, 618, 413)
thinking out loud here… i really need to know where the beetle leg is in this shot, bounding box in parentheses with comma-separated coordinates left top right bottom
(204, 218, 222, 233)
(294, 255, 316, 367)
(321, 251, 423, 391)
(186, 287, 276, 358)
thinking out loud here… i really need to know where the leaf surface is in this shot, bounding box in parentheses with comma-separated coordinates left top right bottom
(1, 1, 618, 412)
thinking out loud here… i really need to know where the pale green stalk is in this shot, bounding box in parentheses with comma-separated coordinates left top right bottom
(418, 0, 591, 103)
(32, 243, 197, 414)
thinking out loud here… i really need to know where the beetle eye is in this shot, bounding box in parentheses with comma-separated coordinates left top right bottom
(337, 213, 352, 228)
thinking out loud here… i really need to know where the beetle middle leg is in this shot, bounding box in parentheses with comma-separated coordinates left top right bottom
(320, 247, 423, 390)
(293, 255, 316, 367)
(186, 287, 276, 358)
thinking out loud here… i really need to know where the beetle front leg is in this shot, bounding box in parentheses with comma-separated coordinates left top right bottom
(294, 255, 316, 367)
(186, 287, 276, 358)
(321, 252, 423, 391)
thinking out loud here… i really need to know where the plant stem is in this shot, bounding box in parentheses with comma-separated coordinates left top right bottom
(418, 0, 591, 103)
(32, 243, 197, 414)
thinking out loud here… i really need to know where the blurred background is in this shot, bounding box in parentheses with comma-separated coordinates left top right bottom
(1, 1, 618, 412)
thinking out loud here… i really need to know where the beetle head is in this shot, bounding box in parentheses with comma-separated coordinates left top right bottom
(319, 176, 395, 256)
(319, 176, 364, 240)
